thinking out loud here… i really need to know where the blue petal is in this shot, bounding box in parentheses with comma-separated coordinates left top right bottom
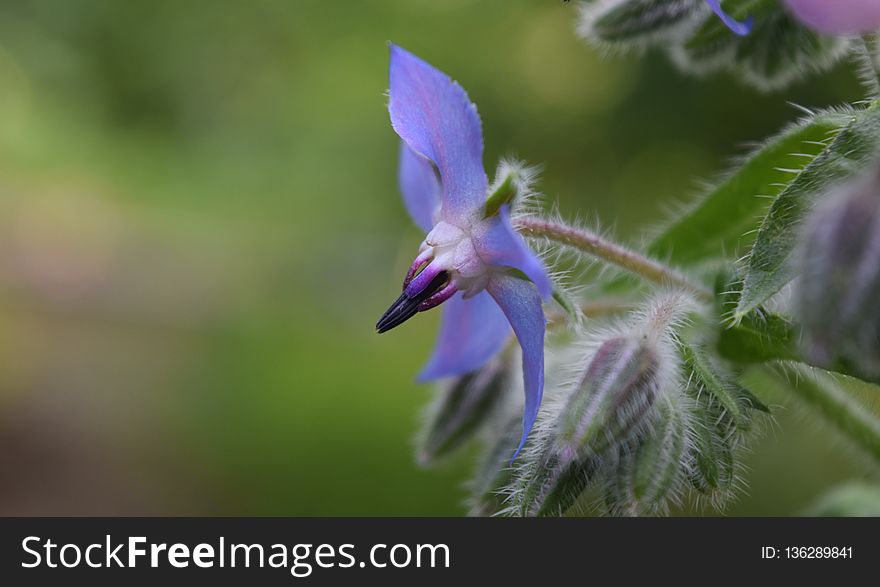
(389, 44, 487, 224)
(705, 0, 753, 36)
(399, 142, 441, 233)
(486, 274, 546, 459)
(473, 207, 553, 299)
(418, 290, 510, 381)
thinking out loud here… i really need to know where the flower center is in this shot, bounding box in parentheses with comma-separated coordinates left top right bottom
(421, 221, 490, 298)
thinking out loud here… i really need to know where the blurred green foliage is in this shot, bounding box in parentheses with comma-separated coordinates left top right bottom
(0, 0, 874, 514)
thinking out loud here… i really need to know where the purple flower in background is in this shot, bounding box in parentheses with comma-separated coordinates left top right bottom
(705, 0, 753, 36)
(783, 0, 880, 34)
(377, 44, 552, 456)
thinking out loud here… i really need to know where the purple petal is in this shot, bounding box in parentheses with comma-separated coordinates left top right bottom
(389, 44, 487, 224)
(486, 274, 546, 458)
(705, 0, 753, 36)
(418, 290, 510, 381)
(473, 207, 552, 299)
(783, 0, 880, 34)
(399, 143, 441, 233)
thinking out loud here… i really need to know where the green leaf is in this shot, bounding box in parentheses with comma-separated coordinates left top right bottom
(736, 104, 880, 320)
(483, 172, 517, 219)
(551, 287, 581, 324)
(712, 265, 797, 370)
(649, 110, 850, 266)
(736, 384, 770, 413)
(717, 311, 800, 364)
(716, 308, 880, 387)
(681, 343, 751, 429)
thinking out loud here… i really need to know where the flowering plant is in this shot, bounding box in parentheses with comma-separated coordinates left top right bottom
(378, 1, 880, 516)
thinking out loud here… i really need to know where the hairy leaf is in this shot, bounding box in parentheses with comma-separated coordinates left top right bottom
(681, 343, 751, 429)
(718, 311, 800, 363)
(650, 110, 849, 265)
(717, 309, 880, 387)
(736, 104, 880, 320)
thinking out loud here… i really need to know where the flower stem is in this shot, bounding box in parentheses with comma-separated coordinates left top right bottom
(547, 299, 634, 326)
(768, 363, 880, 462)
(514, 217, 712, 300)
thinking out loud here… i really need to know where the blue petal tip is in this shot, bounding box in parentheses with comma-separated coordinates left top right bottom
(706, 1, 753, 37)
(509, 434, 528, 464)
(732, 15, 754, 37)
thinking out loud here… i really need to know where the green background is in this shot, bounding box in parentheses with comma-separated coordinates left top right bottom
(0, 0, 872, 515)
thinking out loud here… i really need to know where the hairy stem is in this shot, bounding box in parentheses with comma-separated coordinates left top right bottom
(514, 217, 711, 300)
(768, 363, 880, 462)
(547, 299, 634, 326)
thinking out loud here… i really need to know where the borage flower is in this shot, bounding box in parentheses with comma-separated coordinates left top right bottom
(376, 45, 552, 457)
(783, 0, 880, 34)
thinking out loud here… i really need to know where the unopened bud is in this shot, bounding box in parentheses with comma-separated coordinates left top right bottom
(687, 398, 735, 496)
(419, 356, 509, 466)
(509, 294, 690, 517)
(556, 336, 661, 462)
(616, 395, 689, 515)
(467, 415, 521, 517)
(797, 165, 880, 377)
(577, 0, 696, 45)
(513, 443, 603, 517)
